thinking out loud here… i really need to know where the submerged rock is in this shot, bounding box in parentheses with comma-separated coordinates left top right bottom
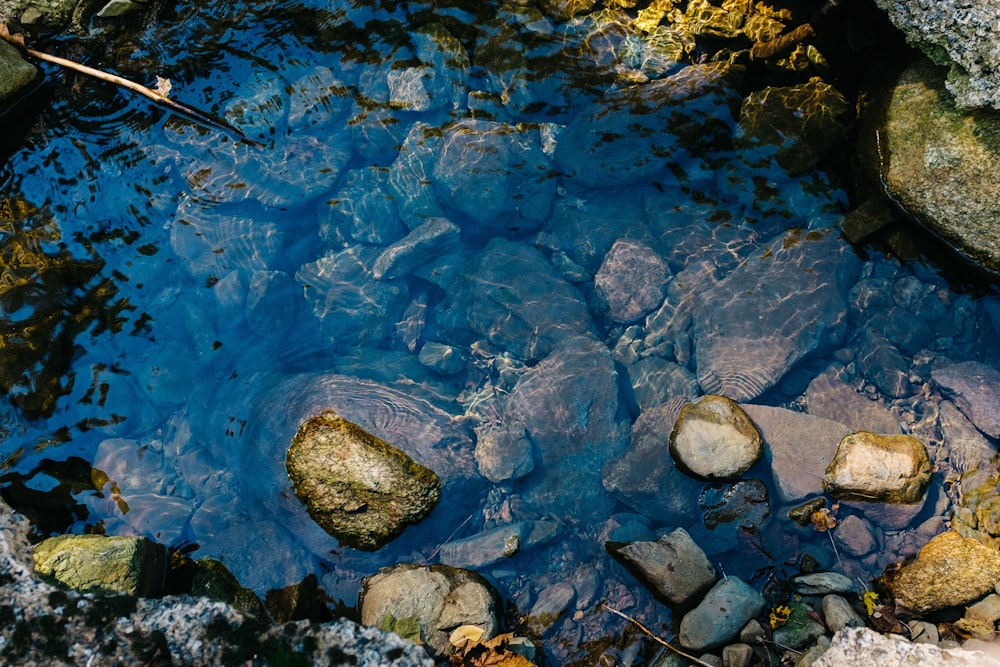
(886, 530, 1000, 613)
(669, 395, 763, 480)
(602, 398, 704, 524)
(359, 563, 500, 658)
(741, 404, 851, 504)
(605, 527, 717, 607)
(594, 239, 671, 324)
(436, 520, 561, 570)
(692, 228, 858, 401)
(877, 59, 1000, 273)
(823, 432, 931, 504)
(33, 534, 165, 597)
(932, 360, 1000, 438)
(285, 411, 441, 550)
(737, 77, 849, 175)
(503, 334, 628, 519)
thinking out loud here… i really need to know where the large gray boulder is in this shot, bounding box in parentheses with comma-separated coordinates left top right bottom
(285, 411, 441, 550)
(873, 0, 1000, 110)
(815, 627, 1000, 667)
(605, 528, 717, 607)
(877, 59, 1000, 274)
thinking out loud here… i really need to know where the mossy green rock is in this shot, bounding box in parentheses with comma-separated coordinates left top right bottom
(285, 410, 441, 551)
(32, 534, 165, 597)
(0, 40, 36, 103)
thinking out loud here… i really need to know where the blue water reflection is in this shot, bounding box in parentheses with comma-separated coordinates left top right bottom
(2, 0, 1000, 662)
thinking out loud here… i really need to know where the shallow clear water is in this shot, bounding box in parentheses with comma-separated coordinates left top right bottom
(2, 0, 1000, 663)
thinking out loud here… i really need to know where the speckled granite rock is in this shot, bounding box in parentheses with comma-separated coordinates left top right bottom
(873, 0, 1000, 109)
(814, 626, 1000, 667)
(0, 498, 434, 666)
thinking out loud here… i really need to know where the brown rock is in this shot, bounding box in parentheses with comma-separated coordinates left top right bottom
(887, 531, 1000, 613)
(285, 411, 441, 550)
(824, 432, 931, 504)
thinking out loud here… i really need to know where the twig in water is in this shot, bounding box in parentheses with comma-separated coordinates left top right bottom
(602, 605, 716, 667)
(0, 23, 263, 147)
(425, 513, 474, 562)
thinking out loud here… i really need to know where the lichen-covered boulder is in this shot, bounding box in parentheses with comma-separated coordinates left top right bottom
(359, 563, 500, 658)
(32, 534, 165, 597)
(285, 411, 441, 550)
(886, 530, 1000, 613)
(669, 395, 763, 480)
(823, 431, 931, 504)
(877, 59, 1000, 274)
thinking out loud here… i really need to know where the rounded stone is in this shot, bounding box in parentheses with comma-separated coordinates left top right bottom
(823, 431, 932, 504)
(285, 411, 441, 551)
(359, 563, 499, 658)
(669, 395, 763, 480)
(887, 530, 1000, 613)
(678, 577, 766, 652)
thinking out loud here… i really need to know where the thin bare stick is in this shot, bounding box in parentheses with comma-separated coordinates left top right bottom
(602, 605, 716, 667)
(7, 35, 262, 147)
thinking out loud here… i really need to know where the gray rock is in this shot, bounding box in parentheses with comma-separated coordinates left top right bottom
(824, 432, 932, 504)
(33, 534, 165, 597)
(821, 594, 864, 633)
(841, 495, 929, 531)
(877, 59, 1000, 273)
(599, 514, 654, 544)
(474, 422, 534, 482)
(418, 342, 466, 376)
(245, 270, 295, 338)
(722, 643, 754, 667)
(373, 217, 461, 280)
(789, 572, 855, 596)
(386, 67, 434, 111)
(287, 66, 353, 132)
(0, 497, 433, 666)
(606, 527, 717, 607)
(359, 563, 500, 658)
(445, 238, 593, 361)
(909, 620, 939, 644)
(692, 228, 858, 401)
(834, 514, 877, 557)
(795, 636, 831, 667)
(814, 627, 1000, 667)
(285, 411, 441, 551)
(741, 404, 851, 504)
(804, 368, 901, 434)
(933, 360, 1000, 438)
(320, 167, 405, 246)
(603, 398, 705, 523)
(410, 23, 468, 112)
(0, 40, 37, 103)
(387, 121, 448, 228)
(595, 239, 670, 323)
(873, 0, 1000, 110)
(296, 247, 409, 347)
(938, 399, 997, 476)
(436, 520, 560, 569)
(854, 330, 911, 399)
(503, 334, 628, 519)
(669, 395, 763, 481)
(678, 577, 766, 652)
(527, 581, 576, 635)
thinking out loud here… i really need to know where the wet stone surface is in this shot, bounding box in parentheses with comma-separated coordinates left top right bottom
(1, 0, 1000, 664)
